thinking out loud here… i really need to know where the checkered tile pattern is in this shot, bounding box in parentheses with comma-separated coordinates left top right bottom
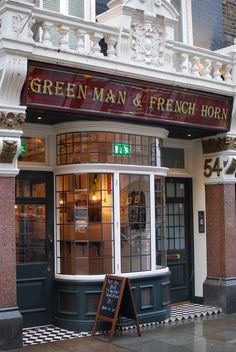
(22, 303, 222, 346)
(22, 326, 90, 346)
(167, 303, 222, 323)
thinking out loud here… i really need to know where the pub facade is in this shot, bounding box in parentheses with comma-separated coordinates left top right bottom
(0, 0, 236, 349)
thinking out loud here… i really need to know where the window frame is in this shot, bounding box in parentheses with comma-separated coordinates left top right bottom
(54, 166, 168, 281)
(38, 0, 96, 21)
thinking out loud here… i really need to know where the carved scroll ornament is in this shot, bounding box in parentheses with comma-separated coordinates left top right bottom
(224, 158, 236, 175)
(202, 137, 236, 154)
(0, 112, 26, 130)
(0, 140, 18, 163)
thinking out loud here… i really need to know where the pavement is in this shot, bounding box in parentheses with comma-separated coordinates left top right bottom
(9, 312, 236, 352)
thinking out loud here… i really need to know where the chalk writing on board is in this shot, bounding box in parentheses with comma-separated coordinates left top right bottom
(100, 278, 121, 318)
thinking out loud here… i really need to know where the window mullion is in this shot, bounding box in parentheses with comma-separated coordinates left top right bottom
(150, 173, 156, 271)
(113, 171, 121, 274)
(60, 0, 69, 14)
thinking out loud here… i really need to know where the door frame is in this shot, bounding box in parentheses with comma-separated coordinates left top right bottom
(16, 170, 54, 327)
(165, 177, 194, 303)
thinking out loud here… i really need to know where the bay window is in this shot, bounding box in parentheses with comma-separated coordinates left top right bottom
(55, 131, 167, 277)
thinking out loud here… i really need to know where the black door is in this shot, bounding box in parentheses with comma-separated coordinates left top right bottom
(165, 177, 193, 303)
(16, 171, 54, 327)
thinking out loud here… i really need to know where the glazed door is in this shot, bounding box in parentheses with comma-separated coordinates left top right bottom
(166, 178, 193, 303)
(16, 171, 54, 327)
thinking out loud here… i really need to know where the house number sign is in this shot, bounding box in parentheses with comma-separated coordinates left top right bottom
(204, 157, 222, 177)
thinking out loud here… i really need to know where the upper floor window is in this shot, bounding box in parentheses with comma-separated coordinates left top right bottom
(161, 147, 185, 169)
(41, 0, 95, 21)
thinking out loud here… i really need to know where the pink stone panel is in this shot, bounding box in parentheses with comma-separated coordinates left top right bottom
(206, 183, 236, 278)
(206, 184, 225, 277)
(0, 177, 16, 307)
(223, 184, 236, 277)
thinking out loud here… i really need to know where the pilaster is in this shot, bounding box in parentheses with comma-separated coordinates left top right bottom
(202, 133, 236, 313)
(0, 112, 25, 350)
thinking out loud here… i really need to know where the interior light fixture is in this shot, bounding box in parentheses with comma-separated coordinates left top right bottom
(37, 116, 43, 120)
(59, 199, 64, 205)
(92, 192, 97, 201)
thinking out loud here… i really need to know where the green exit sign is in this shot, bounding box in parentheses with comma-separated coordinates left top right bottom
(20, 143, 27, 157)
(113, 143, 131, 156)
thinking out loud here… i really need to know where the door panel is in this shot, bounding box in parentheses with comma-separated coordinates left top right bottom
(16, 171, 54, 327)
(166, 178, 193, 303)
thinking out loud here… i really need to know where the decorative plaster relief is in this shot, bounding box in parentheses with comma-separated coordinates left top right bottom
(0, 112, 25, 130)
(12, 14, 26, 34)
(202, 137, 236, 182)
(0, 140, 18, 163)
(0, 56, 27, 108)
(131, 19, 164, 66)
(202, 137, 236, 154)
(155, 0, 162, 6)
(0, 111, 23, 174)
(224, 157, 236, 175)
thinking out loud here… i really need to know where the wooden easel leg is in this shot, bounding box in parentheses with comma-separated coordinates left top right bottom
(92, 317, 99, 336)
(109, 321, 116, 342)
(135, 319, 141, 337)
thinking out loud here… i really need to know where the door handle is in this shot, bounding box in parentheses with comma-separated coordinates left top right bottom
(47, 234, 53, 258)
(167, 254, 180, 260)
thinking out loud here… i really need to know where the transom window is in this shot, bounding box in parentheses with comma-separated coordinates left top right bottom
(19, 137, 46, 163)
(56, 132, 157, 166)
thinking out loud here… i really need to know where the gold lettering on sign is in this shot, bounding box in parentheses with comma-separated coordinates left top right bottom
(149, 96, 196, 116)
(55, 81, 65, 96)
(201, 105, 228, 120)
(42, 80, 53, 95)
(117, 90, 126, 105)
(156, 98, 165, 111)
(93, 87, 126, 105)
(166, 99, 174, 112)
(28, 74, 230, 127)
(93, 87, 104, 102)
(66, 83, 76, 98)
(133, 94, 142, 108)
(30, 78, 42, 94)
(77, 85, 87, 100)
(105, 89, 116, 104)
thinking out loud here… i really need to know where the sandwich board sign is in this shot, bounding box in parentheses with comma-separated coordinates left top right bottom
(92, 275, 141, 342)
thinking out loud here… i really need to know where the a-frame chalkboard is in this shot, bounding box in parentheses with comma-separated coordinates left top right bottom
(92, 275, 141, 342)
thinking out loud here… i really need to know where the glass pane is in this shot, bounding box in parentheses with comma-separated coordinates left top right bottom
(166, 182, 175, 198)
(166, 202, 185, 250)
(32, 182, 46, 198)
(19, 137, 46, 163)
(15, 204, 46, 263)
(161, 147, 185, 168)
(56, 173, 114, 275)
(16, 180, 30, 198)
(176, 183, 185, 197)
(56, 131, 156, 166)
(120, 174, 151, 273)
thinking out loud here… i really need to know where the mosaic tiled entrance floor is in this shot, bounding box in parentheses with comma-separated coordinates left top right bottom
(23, 303, 222, 346)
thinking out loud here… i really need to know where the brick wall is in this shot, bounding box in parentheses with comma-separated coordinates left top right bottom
(222, 0, 236, 46)
(192, 0, 224, 50)
(192, 0, 236, 50)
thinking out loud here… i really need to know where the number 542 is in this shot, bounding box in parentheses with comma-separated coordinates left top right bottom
(204, 157, 222, 177)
